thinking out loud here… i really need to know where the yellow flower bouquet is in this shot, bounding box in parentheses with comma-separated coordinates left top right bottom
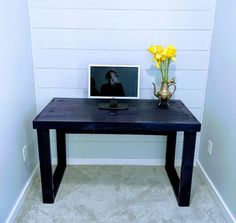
(148, 44, 177, 106)
(148, 45, 176, 83)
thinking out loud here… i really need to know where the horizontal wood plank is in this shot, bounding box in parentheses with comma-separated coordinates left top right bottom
(35, 68, 87, 89)
(141, 70, 206, 89)
(36, 69, 206, 90)
(32, 29, 210, 51)
(141, 89, 204, 108)
(30, 0, 213, 11)
(31, 9, 211, 30)
(34, 49, 208, 70)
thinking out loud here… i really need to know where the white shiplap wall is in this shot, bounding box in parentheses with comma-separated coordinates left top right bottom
(29, 0, 215, 163)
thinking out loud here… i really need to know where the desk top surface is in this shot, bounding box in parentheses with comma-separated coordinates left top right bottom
(33, 98, 201, 132)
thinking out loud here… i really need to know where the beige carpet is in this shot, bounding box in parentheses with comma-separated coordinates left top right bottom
(15, 166, 226, 223)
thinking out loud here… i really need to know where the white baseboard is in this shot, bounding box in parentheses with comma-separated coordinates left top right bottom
(5, 164, 39, 223)
(196, 160, 236, 223)
(52, 158, 182, 166)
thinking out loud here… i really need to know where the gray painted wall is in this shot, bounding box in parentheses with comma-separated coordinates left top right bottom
(0, 0, 37, 222)
(198, 0, 236, 219)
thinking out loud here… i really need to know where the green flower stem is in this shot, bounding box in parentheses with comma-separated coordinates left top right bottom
(161, 58, 171, 83)
(160, 62, 164, 81)
(166, 58, 171, 82)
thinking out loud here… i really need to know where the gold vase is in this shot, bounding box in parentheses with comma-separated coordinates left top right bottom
(152, 81, 176, 107)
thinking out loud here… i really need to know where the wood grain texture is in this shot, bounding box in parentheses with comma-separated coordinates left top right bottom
(33, 98, 201, 131)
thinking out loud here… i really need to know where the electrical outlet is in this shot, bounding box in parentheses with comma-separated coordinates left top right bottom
(22, 145, 28, 162)
(207, 140, 213, 155)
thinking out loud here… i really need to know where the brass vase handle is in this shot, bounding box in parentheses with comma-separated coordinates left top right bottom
(168, 83, 176, 97)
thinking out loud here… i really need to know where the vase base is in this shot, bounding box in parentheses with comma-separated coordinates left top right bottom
(158, 99, 169, 108)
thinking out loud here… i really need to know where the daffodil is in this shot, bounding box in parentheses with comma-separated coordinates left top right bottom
(164, 45, 176, 61)
(148, 44, 177, 83)
(148, 45, 158, 54)
(148, 45, 163, 55)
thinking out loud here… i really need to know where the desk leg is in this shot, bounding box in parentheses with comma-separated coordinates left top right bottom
(178, 131, 196, 206)
(165, 132, 177, 168)
(37, 129, 54, 203)
(165, 132, 180, 199)
(165, 131, 197, 206)
(53, 130, 67, 196)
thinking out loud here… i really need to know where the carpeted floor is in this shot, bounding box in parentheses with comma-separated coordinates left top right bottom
(15, 166, 226, 223)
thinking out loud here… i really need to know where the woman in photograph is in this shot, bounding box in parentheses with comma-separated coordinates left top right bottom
(100, 70, 125, 96)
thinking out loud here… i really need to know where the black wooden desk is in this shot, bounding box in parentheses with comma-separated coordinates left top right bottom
(33, 98, 201, 206)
